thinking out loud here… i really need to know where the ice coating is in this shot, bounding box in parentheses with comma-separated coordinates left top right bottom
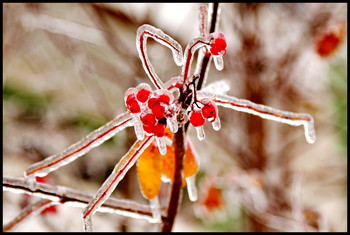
(3, 199, 58, 232)
(213, 55, 224, 71)
(186, 175, 198, 202)
(195, 126, 206, 141)
(198, 91, 316, 144)
(150, 197, 161, 223)
(25, 112, 133, 177)
(131, 113, 145, 140)
(156, 136, 167, 155)
(136, 24, 183, 89)
(82, 136, 154, 231)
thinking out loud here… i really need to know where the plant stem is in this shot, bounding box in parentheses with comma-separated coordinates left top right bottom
(161, 3, 220, 232)
(161, 127, 185, 232)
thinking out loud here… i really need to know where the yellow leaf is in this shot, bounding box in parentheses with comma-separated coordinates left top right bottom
(136, 143, 162, 200)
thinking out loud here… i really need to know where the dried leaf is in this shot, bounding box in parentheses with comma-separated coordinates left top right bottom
(136, 143, 162, 200)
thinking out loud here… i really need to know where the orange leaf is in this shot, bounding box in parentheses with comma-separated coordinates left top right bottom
(183, 138, 199, 179)
(162, 138, 200, 186)
(161, 145, 175, 182)
(136, 143, 163, 200)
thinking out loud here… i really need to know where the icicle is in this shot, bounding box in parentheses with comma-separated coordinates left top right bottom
(131, 113, 145, 140)
(167, 114, 178, 133)
(195, 126, 205, 141)
(213, 55, 224, 71)
(211, 116, 221, 131)
(149, 197, 161, 223)
(83, 216, 93, 232)
(186, 175, 198, 202)
(156, 136, 167, 155)
(304, 121, 316, 144)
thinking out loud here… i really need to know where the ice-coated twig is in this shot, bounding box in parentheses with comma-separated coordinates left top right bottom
(199, 5, 209, 38)
(137, 24, 184, 90)
(182, 37, 210, 84)
(3, 199, 58, 232)
(24, 112, 133, 177)
(82, 135, 155, 232)
(3, 176, 157, 221)
(198, 91, 316, 143)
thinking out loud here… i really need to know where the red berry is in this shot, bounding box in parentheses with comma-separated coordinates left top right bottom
(136, 89, 151, 103)
(141, 113, 157, 126)
(143, 124, 155, 134)
(125, 93, 137, 106)
(127, 102, 141, 113)
(207, 32, 227, 56)
(153, 123, 166, 137)
(148, 97, 159, 109)
(152, 104, 166, 119)
(201, 102, 218, 121)
(157, 94, 170, 104)
(189, 110, 205, 127)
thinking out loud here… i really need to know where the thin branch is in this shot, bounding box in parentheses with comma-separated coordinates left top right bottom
(3, 176, 164, 223)
(3, 199, 57, 232)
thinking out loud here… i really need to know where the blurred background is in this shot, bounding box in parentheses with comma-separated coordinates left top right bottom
(3, 3, 347, 232)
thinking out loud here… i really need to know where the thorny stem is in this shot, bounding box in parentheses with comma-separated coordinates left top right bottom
(161, 3, 220, 232)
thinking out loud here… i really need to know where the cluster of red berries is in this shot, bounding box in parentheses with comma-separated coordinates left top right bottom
(189, 99, 218, 127)
(125, 83, 174, 137)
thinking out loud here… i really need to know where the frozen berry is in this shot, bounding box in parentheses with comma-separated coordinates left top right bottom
(136, 89, 151, 103)
(157, 94, 170, 104)
(153, 123, 166, 137)
(125, 94, 141, 113)
(148, 97, 159, 109)
(152, 104, 166, 119)
(207, 32, 227, 56)
(189, 110, 205, 127)
(143, 124, 155, 134)
(201, 101, 218, 121)
(141, 113, 157, 126)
